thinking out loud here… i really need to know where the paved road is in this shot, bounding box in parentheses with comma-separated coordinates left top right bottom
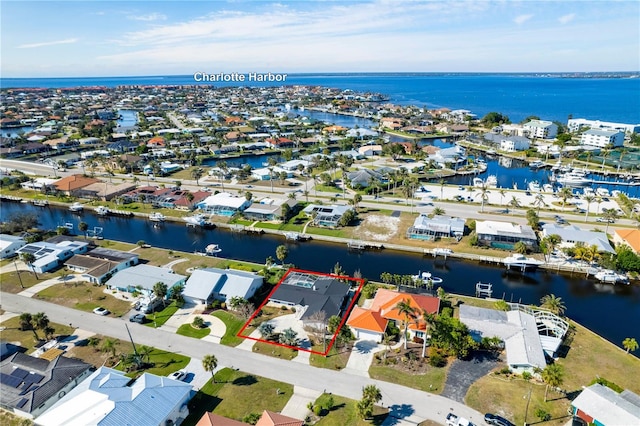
(0, 291, 483, 424)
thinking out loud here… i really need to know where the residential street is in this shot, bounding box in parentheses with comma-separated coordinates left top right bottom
(0, 291, 483, 424)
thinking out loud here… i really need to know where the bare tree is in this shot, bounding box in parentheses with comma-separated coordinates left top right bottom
(306, 310, 327, 349)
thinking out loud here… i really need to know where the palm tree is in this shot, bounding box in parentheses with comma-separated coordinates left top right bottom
(20, 252, 38, 279)
(600, 149, 610, 172)
(432, 207, 446, 216)
(541, 363, 564, 402)
(476, 184, 490, 213)
(153, 281, 168, 307)
(601, 208, 619, 234)
(540, 294, 566, 316)
(559, 187, 573, 210)
(139, 345, 153, 364)
(19, 313, 38, 340)
(78, 221, 89, 239)
(101, 338, 117, 359)
(190, 167, 204, 185)
(583, 195, 595, 222)
(514, 241, 528, 254)
(541, 234, 562, 260)
(421, 310, 436, 358)
(499, 189, 506, 209)
(32, 312, 50, 338)
(217, 161, 228, 191)
(279, 328, 299, 346)
(362, 384, 382, 405)
(622, 337, 638, 354)
(275, 245, 288, 265)
(617, 149, 628, 173)
(202, 354, 218, 383)
(507, 196, 521, 213)
(395, 298, 417, 350)
(533, 194, 546, 215)
(439, 179, 445, 200)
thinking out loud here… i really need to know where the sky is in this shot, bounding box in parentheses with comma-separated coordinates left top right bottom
(1, 0, 639, 78)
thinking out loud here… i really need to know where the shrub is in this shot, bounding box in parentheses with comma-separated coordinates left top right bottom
(590, 377, 623, 393)
(534, 408, 551, 421)
(242, 413, 261, 425)
(522, 371, 532, 380)
(429, 353, 446, 367)
(192, 316, 205, 328)
(500, 366, 511, 375)
(313, 404, 323, 416)
(280, 305, 288, 311)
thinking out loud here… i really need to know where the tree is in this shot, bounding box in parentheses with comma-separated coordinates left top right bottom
(192, 316, 205, 328)
(507, 196, 520, 212)
(19, 313, 38, 340)
(432, 207, 445, 216)
(20, 252, 38, 279)
(514, 241, 528, 254)
(601, 208, 619, 234)
(202, 354, 218, 383)
(622, 337, 638, 354)
(559, 187, 573, 210)
(153, 281, 168, 307)
(540, 294, 566, 316)
(533, 194, 546, 215)
(526, 209, 540, 229)
(583, 195, 595, 222)
(275, 245, 289, 265)
(32, 312, 50, 338)
(258, 322, 275, 340)
(279, 327, 299, 346)
(476, 184, 490, 213)
(395, 298, 417, 349)
(327, 315, 342, 334)
(190, 167, 204, 185)
(481, 112, 510, 126)
(357, 385, 382, 420)
(541, 363, 564, 402)
(352, 193, 362, 212)
(101, 338, 117, 358)
(78, 221, 89, 239)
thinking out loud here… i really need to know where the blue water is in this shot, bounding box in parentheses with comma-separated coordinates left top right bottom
(116, 109, 138, 129)
(2, 73, 639, 124)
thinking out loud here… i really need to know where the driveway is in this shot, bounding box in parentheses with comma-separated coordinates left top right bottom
(441, 351, 503, 403)
(344, 339, 383, 377)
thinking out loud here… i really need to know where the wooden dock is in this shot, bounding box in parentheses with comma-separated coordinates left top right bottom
(347, 240, 384, 250)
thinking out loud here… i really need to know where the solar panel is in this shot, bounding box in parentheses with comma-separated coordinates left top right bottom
(15, 398, 28, 409)
(11, 368, 30, 379)
(24, 373, 44, 384)
(19, 384, 34, 395)
(1, 372, 23, 388)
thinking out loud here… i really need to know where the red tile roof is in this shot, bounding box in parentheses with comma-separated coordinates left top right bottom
(196, 412, 245, 426)
(347, 306, 388, 333)
(256, 410, 303, 426)
(54, 174, 100, 191)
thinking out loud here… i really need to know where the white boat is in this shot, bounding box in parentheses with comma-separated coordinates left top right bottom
(69, 202, 84, 212)
(95, 206, 110, 216)
(411, 271, 444, 285)
(582, 187, 594, 196)
(149, 212, 166, 222)
(528, 181, 541, 192)
(551, 161, 563, 172)
(594, 270, 628, 284)
(595, 187, 610, 197)
(542, 184, 554, 193)
(529, 160, 545, 169)
(503, 254, 544, 271)
(556, 170, 590, 187)
(472, 177, 484, 187)
(205, 244, 222, 255)
(433, 248, 453, 256)
(184, 214, 206, 227)
(485, 175, 498, 188)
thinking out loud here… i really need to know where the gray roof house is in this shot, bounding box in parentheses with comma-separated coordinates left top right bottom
(407, 215, 465, 240)
(571, 384, 640, 425)
(269, 271, 351, 323)
(346, 169, 385, 188)
(104, 264, 186, 296)
(302, 204, 352, 228)
(64, 247, 139, 284)
(182, 268, 263, 305)
(476, 220, 538, 250)
(0, 353, 92, 419)
(0, 234, 26, 259)
(542, 224, 615, 254)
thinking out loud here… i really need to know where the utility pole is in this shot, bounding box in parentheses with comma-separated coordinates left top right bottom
(14, 260, 24, 289)
(523, 383, 532, 426)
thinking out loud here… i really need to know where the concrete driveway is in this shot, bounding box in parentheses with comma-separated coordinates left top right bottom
(441, 351, 503, 403)
(344, 339, 383, 377)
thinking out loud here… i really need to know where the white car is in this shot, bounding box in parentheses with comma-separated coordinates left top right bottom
(93, 307, 110, 316)
(168, 370, 187, 381)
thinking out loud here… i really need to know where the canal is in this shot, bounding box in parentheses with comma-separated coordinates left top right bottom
(2, 202, 639, 348)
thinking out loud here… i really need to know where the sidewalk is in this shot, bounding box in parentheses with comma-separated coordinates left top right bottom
(280, 386, 321, 419)
(17, 274, 85, 298)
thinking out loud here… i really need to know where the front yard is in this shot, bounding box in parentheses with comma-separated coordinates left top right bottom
(35, 282, 133, 317)
(0, 316, 75, 353)
(310, 394, 388, 426)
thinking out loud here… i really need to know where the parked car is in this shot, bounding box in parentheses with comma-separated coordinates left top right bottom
(168, 369, 187, 381)
(93, 307, 109, 316)
(596, 217, 615, 223)
(129, 313, 146, 324)
(484, 413, 514, 426)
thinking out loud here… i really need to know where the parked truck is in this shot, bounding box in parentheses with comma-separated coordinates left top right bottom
(446, 412, 474, 426)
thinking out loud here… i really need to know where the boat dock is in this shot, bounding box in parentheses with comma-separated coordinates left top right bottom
(283, 231, 311, 241)
(475, 282, 493, 298)
(347, 240, 384, 250)
(32, 199, 49, 207)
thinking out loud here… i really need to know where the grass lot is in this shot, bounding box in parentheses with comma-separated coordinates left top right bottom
(145, 301, 180, 328)
(183, 368, 293, 426)
(252, 341, 298, 360)
(465, 321, 640, 425)
(176, 323, 211, 339)
(306, 227, 349, 238)
(212, 311, 246, 347)
(96, 239, 137, 252)
(369, 365, 447, 394)
(117, 347, 190, 379)
(36, 282, 133, 317)
(0, 316, 76, 353)
(0, 270, 58, 294)
(313, 394, 388, 426)
(0, 410, 33, 426)
(309, 343, 352, 370)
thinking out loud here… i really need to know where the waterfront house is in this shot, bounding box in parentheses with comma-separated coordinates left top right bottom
(265, 137, 295, 149)
(476, 220, 538, 250)
(16, 239, 91, 273)
(542, 224, 615, 254)
(613, 229, 640, 254)
(347, 288, 440, 342)
(579, 129, 625, 148)
(523, 120, 558, 139)
(53, 174, 100, 197)
(358, 144, 383, 157)
(568, 118, 640, 134)
(406, 215, 465, 241)
(0, 353, 92, 420)
(75, 181, 137, 202)
(243, 196, 298, 221)
(0, 234, 26, 259)
(182, 268, 263, 306)
(302, 204, 352, 228)
(346, 168, 385, 188)
(36, 366, 192, 426)
(499, 136, 531, 152)
(570, 384, 640, 426)
(64, 247, 139, 284)
(196, 192, 251, 216)
(104, 264, 186, 296)
(268, 271, 352, 326)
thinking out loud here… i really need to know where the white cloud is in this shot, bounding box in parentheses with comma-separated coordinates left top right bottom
(127, 12, 167, 22)
(17, 38, 78, 49)
(513, 14, 533, 25)
(558, 13, 576, 25)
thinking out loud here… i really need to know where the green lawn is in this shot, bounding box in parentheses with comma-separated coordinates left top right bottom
(212, 311, 247, 347)
(145, 301, 180, 328)
(306, 227, 349, 238)
(252, 341, 298, 360)
(309, 343, 351, 370)
(0, 409, 33, 426)
(0, 316, 76, 353)
(128, 347, 190, 378)
(176, 323, 211, 339)
(36, 282, 133, 318)
(313, 394, 388, 426)
(369, 365, 447, 394)
(183, 368, 293, 426)
(0, 270, 59, 294)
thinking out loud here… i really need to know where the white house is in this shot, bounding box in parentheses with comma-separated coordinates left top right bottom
(571, 384, 640, 425)
(579, 129, 625, 148)
(568, 118, 640, 134)
(196, 192, 252, 216)
(0, 234, 26, 259)
(63, 247, 139, 284)
(36, 367, 192, 426)
(104, 264, 186, 296)
(542, 224, 615, 254)
(15, 240, 90, 273)
(499, 136, 531, 152)
(523, 120, 558, 139)
(182, 268, 263, 305)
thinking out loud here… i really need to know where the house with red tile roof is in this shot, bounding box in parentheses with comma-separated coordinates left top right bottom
(53, 174, 100, 196)
(147, 136, 166, 147)
(347, 288, 440, 342)
(613, 229, 640, 254)
(265, 137, 294, 149)
(195, 410, 302, 426)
